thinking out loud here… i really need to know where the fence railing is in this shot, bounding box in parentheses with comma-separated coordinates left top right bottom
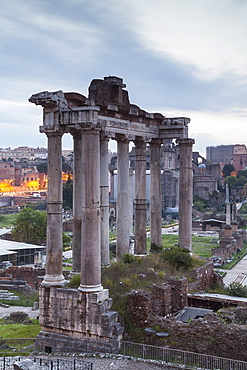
(0, 356, 93, 370)
(120, 341, 247, 370)
(0, 338, 247, 370)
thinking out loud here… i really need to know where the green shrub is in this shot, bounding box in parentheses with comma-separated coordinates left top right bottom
(162, 246, 192, 269)
(224, 282, 247, 297)
(67, 274, 80, 288)
(150, 243, 163, 254)
(121, 253, 137, 264)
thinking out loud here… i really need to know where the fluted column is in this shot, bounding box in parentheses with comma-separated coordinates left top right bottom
(116, 135, 130, 258)
(176, 138, 195, 251)
(134, 137, 147, 254)
(71, 130, 83, 273)
(100, 135, 110, 267)
(78, 128, 103, 292)
(42, 132, 66, 287)
(150, 139, 162, 248)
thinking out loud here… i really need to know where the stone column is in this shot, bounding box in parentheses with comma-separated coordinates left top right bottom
(225, 184, 231, 225)
(100, 135, 110, 267)
(134, 137, 147, 254)
(42, 132, 66, 287)
(129, 167, 134, 237)
(176, 138, 195, 251)
(150, 139, 162, 248)
(71, 130, 83, 273)
(116, 135, 130, 258)
(78, 128, 103, 292)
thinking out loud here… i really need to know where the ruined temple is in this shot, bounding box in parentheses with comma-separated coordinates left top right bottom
(29, 76, 194, 352)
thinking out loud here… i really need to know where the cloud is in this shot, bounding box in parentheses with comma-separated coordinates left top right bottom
(0, 0, 246, 154)
(112, 0, 247, 80)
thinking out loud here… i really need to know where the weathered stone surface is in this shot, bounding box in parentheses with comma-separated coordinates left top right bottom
(37, 286, 123, 352)
(13, 359, 38, 370)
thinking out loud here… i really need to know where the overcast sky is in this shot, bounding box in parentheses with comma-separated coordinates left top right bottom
(0, 0, 246, 157)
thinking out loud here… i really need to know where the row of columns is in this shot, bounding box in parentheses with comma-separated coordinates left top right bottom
(42, 128, 194, 292)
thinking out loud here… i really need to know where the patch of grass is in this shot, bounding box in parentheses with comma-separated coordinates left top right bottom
(160, 234, 218, 258)
(162, 234, 179, 248)
(192, 236, 219, 258)
(0, 323, 40, 339)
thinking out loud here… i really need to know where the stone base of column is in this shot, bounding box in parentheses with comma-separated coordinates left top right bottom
(38, 286, 124, 353)
(41, 274, 67, 287)
(78, 283, 104, 292)
(35, 331, 122, 354)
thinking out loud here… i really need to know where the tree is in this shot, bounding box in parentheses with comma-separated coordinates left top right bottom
(238, 175, 247, 186)
(225, 282, 247, 298)
(224, 175, 238, 189)
(36, 161, 72, 174)
(62, 162, 72, 173)
(63, 179, 73, 210)
(12, 207, 47, 245)
(222, 163, 235, 177)
(36, 162, 48, 174)
(237, 169, 247, 179)
(63, 232, 72, 251)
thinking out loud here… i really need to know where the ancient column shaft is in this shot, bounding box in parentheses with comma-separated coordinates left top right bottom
(43, 132, 66, 286)
(134, 137, 147, 254)
(177, 138, 195, 251)
(150, 140, 162, 248)
(100, 135, 110, 266)
(116, 136, 130, 258)
(79, 129, 103, 292)
(71, 130, 83, 272)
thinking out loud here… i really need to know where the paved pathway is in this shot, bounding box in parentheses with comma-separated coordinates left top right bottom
(81, 357, 185, 369)
(223, 254, 247, 287)
(0, 305, 39, 319)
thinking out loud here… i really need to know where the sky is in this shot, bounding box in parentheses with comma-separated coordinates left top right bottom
(0, 0, 246, 157)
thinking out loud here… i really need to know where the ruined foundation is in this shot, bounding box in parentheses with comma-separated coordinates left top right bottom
(36, 287, 123, 353)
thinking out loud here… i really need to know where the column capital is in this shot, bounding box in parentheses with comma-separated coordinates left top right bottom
(100, 132, 111, 141)
(45, 131, 63, 138)
(176, 138, 195, 146)
(70, 129, 82, 140)
(116, 133, 131, 143)
(150, 138, 163, 147)
(134, 136, 146, 147)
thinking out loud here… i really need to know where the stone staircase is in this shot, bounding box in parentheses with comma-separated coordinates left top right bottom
(0, 289, 20, 304)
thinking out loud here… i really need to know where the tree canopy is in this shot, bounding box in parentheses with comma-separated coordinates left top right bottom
(222, 163, 235, 177)
(36, 162, 72, 174)
(12, 207, 47, 245)
(224, 175, 239, 189)
(63, 179, 73, 210)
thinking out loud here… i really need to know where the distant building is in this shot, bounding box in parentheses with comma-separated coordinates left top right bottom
(206, 144, 247, 172)
(206, 145, 234, 165)
(0, 146, 47, 161)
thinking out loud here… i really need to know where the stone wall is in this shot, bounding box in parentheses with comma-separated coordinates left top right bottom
(148, 312, 247, 361)
(127, 279, 187, 327)
(7, 266, 45, 289)
(127, 265, 223, 329)
(167, 277, 188, 312)
(127, 290, 151, 327)
(188, 261, 222, 291)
